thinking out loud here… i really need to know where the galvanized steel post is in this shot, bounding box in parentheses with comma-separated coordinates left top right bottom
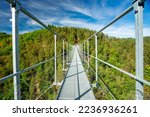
(11, 1, 21, 100)
(63, 40, 65, 70)
(84, 42, 86, 61)
(95, 35, 98, 82)
(87, 40, 89, 69)
(84, 42, 86, 62)
(83, 43, 84, 62)
(133, 0, 144, 100)
(68, 42, 69, 63)
(54, 34, 57, 84)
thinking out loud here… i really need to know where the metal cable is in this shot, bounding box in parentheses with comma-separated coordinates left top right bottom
(5, 0, 69, 42)
(0, 53, 67, 82)
(86, 52, 150, 87)
(35, 84, 53, 100)
(78, 49, 116, 100)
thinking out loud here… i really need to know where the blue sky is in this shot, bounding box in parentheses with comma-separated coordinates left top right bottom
(0, 0, 150, 38)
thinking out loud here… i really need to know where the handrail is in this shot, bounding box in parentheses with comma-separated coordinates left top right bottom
(35, 84, 53, 100)
(35, 75, 55, 100)
(84, 52, 150, 87)
(0, 53, 67, 82)
(87, 6, 133, 41)
(89, 63, 117, 100)
(77, 48, 117, 100)
(80, 5, 133, 44)
(79, 0, 147, 100)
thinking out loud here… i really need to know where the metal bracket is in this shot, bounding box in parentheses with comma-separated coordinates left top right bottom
(133, 0, 144, 14)
(138, 1, 144, 8)
(54, 32, 57, 36)
(11, 0, 21, 10)
(12, 2, 16, 7)
(134, 10, 138, 14)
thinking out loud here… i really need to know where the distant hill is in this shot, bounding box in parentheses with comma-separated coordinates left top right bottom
(0, 25, 150, 100)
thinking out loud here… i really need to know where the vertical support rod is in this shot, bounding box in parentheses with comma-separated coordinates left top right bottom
(12, 2, 21, 100)
(83, 43, 84, 62)
(68, 42, 69, 63)
(87, 40, 89, 69)
(84, 42, 86, 62)
(133, 0, 144, 100)
(54, 34, 57, 84)
(63, 40, 65, 70)
(95, 35, 98, 82)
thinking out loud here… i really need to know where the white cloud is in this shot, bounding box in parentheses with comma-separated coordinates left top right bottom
(61, 1, 105, 20)
(3, 0, 149, 38)
(60, 18, 150, 38)
(60, 18, 103, 30)
(62, 3, 93, 18)
(101, 0, 107, 7)
(20, 30, 31, 34)
(0, 10, 11, 20)
(26, 18, 57, 27)
(143, 28, 150, 36)
(22, 0, 58, 11)
(103, 25, 135, 38)
(57, 0, 132, 22)
(102, 25, 150, 38)
(26, 20, 39, 26)
(0, 30, 11, 34)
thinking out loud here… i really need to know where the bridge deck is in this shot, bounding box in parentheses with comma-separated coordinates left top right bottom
(57, 46, 95, 100)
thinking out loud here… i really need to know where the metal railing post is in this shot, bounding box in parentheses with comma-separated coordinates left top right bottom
(133, 0, 144, 100)
(87, 40, 89, 69)
(54, 34, 57, 84)
(11, 1, 21, 100)
(62, 40, 65, 70)
(68, 42, 69, 63)
(95, 35, 98, 83)
(84, 42, 86, 62)
(83, 43, 84, 62)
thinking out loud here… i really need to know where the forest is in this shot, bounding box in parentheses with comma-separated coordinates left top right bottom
(0, 25, 150, 100)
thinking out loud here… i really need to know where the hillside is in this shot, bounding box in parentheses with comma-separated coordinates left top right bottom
(0, 25, 150, 99)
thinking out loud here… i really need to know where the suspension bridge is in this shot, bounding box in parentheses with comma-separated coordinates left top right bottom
(0, 0, 150, 100)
